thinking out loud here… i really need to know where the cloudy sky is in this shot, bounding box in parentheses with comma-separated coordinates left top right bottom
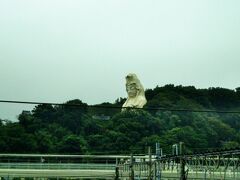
(0, 0, 240, 120)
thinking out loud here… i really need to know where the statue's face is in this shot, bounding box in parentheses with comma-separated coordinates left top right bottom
(126, 82, 138, 97)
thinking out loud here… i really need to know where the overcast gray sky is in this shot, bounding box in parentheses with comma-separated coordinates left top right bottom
(0, 0, 240, 121)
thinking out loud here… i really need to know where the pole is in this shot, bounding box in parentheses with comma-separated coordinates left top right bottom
(115, 158, 119, 180)
(115, 166, 119, 180)
(172, 144, 178, 156)
(179, 142, 186, 180)
(130, 154, 134, 180)
(155, 143, 161, 180)
(148, 146, 152, 180)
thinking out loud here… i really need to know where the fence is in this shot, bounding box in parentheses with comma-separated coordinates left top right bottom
(117, 147, 240, 180)
(0, 148, 239, 179)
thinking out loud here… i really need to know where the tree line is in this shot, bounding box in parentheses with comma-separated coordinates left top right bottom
(0, 85, 239, 154)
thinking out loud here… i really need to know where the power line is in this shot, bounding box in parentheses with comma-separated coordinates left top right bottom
(0, 99, 240, 114)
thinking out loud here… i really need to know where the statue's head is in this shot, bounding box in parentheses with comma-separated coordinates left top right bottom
(125, 73, 144, 98)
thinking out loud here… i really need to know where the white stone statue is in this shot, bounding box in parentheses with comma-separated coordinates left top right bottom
(122, 73, 147, 110)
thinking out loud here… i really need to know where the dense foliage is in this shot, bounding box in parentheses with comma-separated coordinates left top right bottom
(0, 85, 239, 155)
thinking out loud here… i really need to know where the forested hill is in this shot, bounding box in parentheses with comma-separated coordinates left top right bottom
(0, 85, 240, 154)
(146, 85, 240, 110)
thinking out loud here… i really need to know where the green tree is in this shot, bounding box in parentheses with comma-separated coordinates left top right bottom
(58, 134, 87, 153)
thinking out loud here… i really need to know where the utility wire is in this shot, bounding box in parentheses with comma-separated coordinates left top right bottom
(0, 99, 240, 114)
